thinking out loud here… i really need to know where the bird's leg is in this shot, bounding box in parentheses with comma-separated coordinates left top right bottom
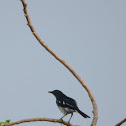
(68, 113, 73, 123)
(60, 114, 67, 121)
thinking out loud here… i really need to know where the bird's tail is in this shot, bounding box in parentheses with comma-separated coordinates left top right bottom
(76, 108, 90, 118)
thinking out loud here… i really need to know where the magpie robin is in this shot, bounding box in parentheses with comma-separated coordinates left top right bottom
(49, 90, 90, 122)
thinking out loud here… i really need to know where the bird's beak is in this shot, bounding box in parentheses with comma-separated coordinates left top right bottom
(48, 91, 52, 93)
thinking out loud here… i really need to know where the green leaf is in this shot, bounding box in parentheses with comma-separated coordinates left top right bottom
(0, 122, 3, 126)
(6, 119, 11, 123)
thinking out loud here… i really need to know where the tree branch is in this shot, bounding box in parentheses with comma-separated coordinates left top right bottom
(20, 0, 98, 125)
(3, 118, 73, 126)
(115, 118, 126, 126)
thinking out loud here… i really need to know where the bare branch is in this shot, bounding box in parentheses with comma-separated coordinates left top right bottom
(115, 118, 126, 126)
(3, 118, 73, 126)
(20, 0, 98, 125)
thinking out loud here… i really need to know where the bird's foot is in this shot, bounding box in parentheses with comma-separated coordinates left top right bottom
(67, 121, 71, 126)
(59, 118, 63, 121)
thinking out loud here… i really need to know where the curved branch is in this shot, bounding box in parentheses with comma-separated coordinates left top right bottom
(115, 118, 126, 126)
(20, 0, 98, 125)
(3, 118, 73, 126)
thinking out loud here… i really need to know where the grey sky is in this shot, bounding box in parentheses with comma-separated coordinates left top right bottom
(0, 0, 126, 126)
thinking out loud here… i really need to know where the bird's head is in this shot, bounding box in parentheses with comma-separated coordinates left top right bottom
(48, 90, 64, 98)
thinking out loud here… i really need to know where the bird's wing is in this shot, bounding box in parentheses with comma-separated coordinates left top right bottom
(65, 97, 78, 109)
(57, 97, 78, 110)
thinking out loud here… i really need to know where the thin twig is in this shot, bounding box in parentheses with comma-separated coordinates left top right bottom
(20, 0, 98, 125)
(115, 118, 126, 126)
(3, 118, 73, 126)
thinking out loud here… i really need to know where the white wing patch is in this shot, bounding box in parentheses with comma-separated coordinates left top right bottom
(56, 100, 61, 104)
(66, 102, 74, 108)
(63, 101, 65, 105)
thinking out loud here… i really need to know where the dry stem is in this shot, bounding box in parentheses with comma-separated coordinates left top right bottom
(115, 118, 126, 126)
(20, 0, 98, 125)
(3, 118, 73, 126)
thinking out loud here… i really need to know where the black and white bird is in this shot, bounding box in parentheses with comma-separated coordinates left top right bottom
(49, 90, 90, 122)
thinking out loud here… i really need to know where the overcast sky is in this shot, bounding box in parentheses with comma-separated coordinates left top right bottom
(0, 0, 126, 126)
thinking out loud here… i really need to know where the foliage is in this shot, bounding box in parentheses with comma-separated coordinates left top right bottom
(0, 119, 11, 126)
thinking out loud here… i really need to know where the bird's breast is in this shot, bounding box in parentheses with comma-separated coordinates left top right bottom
(58, 106, 75, 115)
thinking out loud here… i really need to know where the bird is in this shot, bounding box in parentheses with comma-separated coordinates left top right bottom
(48, 90, 90, 122)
